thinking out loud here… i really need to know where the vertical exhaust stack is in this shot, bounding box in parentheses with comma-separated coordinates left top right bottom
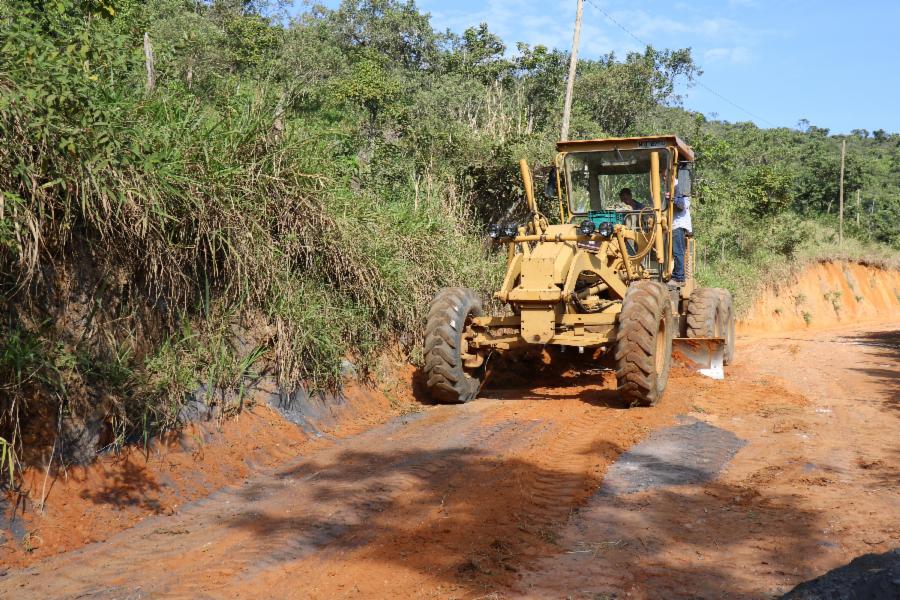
(649, 151, 666, 269)
(519, 159, 544, 235)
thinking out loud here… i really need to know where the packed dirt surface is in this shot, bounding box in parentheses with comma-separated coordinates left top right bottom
(1, 318, 897, 598)
(739, 260, 900, 333)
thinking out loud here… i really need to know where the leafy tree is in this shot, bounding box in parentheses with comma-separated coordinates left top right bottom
(573, 47, 699, 136)
(333, 53, 401, 127)
(794, 141, 863, 214)
(318, 0, 438, 69)
(443, 24, 509, 84)
(514, 43, 567, 133)
(741, 163, 795, 217)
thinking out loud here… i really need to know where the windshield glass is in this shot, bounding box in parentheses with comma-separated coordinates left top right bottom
(563, 149, 670, 215)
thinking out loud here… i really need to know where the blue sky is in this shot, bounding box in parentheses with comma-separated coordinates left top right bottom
(300, 1, 900, 134)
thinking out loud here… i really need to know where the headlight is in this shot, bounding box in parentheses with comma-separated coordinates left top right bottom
(597, 221, 614, 238)
(503, 223, 519, 238)
(579, 219, 596, 236)
(488, 223, 501, 240)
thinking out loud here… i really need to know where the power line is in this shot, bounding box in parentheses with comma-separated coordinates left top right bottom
(582, 0, 778, 128)
(693, 82, 777, 128)
(585, 0, 645, 47)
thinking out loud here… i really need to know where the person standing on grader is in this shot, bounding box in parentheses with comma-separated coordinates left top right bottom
(670, 177, 691, 287)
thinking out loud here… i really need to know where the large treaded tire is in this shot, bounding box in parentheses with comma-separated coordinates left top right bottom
(714, 288, 736, 365)
(686, 287, 724, 339)
(615, 281, 674, 408)
(423, 287, 483, 404)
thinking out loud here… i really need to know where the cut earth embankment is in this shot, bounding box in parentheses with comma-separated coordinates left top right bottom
(739, 261, 900, 333)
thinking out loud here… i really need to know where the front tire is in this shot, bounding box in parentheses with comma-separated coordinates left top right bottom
(615, 281, 674, 408)
(423, 288, 484, 404)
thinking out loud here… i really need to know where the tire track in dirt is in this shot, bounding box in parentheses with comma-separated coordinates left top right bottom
(217, 377, 677, 597)
(483, 369, 681, 530)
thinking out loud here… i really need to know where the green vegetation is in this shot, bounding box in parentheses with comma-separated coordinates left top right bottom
(1, 0, 897, 466)
(824, 291, 843, 314)
(0, 436, 14, 486)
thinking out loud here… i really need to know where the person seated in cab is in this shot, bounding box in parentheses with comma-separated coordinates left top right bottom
(616, 188, 645, 256)
(617, 188, 647, 247)
(618, 188, 644, 211)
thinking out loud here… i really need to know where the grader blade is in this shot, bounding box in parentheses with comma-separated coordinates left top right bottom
(672, 337, 725, 380)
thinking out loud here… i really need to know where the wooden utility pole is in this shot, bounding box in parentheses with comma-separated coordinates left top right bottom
(856, 189, 860, 226)
(560, 0, 584, 141)
(838, 139, 845, 249)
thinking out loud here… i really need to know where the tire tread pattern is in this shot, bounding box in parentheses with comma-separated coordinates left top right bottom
(615, 281, 674, 408)
(423, 287, 483, 404)
(713, 288, 736, 365)
(686, 287, 722, 338)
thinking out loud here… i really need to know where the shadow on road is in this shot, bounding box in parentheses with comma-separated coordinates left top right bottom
(76, 457, 163, 513)
(845, 327, 900, 413)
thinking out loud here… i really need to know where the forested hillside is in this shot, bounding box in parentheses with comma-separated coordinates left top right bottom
(1, 0, 898, 467)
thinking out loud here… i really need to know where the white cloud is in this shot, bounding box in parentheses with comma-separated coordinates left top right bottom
(704, 46, 754, 64)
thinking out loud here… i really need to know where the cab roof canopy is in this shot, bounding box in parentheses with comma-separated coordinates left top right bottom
(556, 135, 694, 162)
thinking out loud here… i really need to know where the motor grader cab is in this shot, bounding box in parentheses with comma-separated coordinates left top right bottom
(424, 135, 735, 407)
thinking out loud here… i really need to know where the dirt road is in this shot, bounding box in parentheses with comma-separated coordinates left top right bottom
(1, 322, 897, 599)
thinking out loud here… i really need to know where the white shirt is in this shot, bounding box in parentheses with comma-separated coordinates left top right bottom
(673, 195, 692, 232)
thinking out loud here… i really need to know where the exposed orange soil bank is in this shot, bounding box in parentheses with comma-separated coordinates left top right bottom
(739, 261, 900, 334)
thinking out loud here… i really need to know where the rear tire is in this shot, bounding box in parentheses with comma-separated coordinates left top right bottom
(423, 288, 484, 404)
(686, 287, 724, 339)
(615, 281, 674, 408)
(714, 289, 736, 365)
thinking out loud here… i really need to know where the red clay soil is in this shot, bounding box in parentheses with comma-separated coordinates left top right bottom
(738, 261, 900, 334)
(1, 317, 897, 598)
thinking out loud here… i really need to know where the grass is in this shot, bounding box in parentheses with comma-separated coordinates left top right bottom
(0, 436, 14, 487)
(824, 291, 842, 313)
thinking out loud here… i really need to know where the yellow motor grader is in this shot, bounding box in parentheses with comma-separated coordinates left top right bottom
(424, 135, 735, 407)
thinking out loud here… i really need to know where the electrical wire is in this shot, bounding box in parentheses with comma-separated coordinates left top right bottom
(582, 0, 778, 128)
